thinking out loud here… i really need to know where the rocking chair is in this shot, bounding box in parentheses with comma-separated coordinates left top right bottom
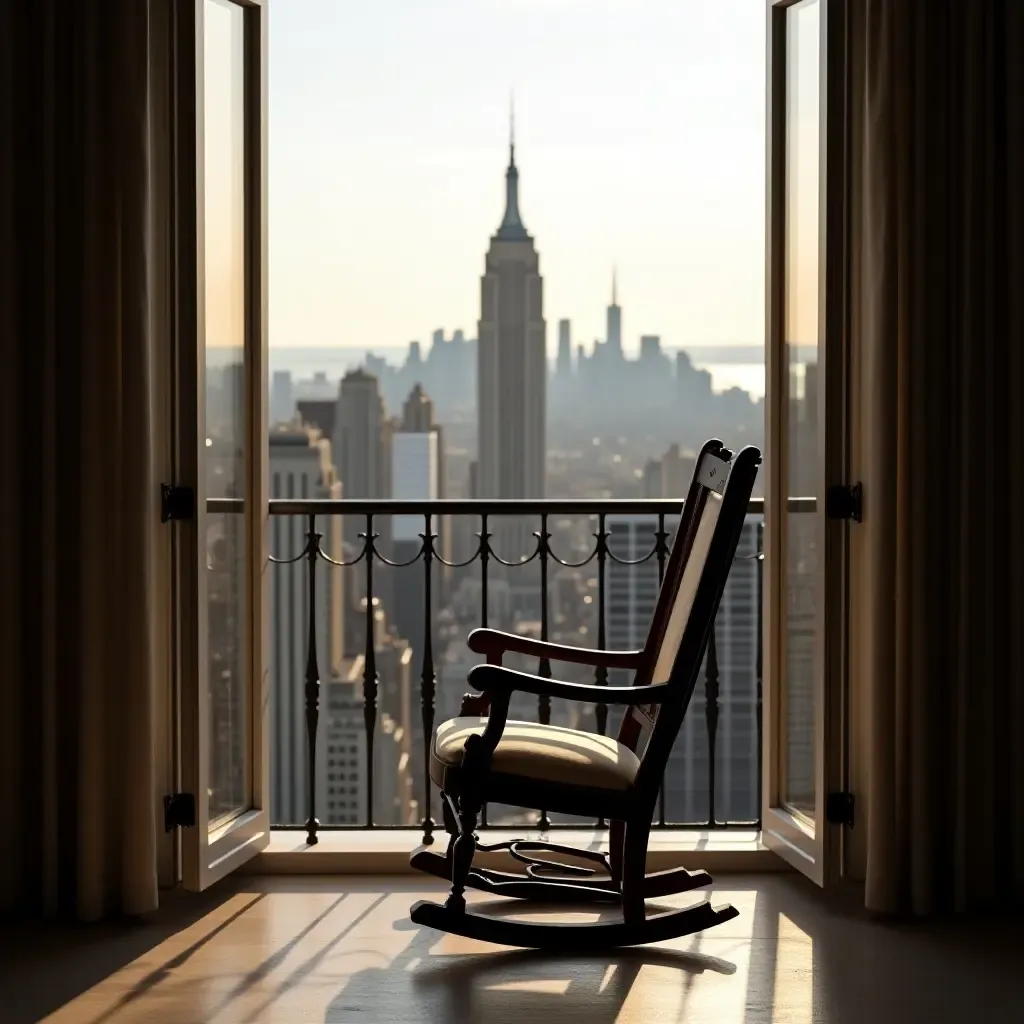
(410, 440, 761, 948)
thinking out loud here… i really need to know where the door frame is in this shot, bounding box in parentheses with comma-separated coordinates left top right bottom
(172, 0, 270, 891)
(762, 0, 852, 886)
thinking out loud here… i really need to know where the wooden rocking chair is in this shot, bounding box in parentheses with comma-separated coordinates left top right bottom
(410, 440, 761, 948)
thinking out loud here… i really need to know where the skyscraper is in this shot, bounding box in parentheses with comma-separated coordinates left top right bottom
(477, 114, 546, 504)
(606, 268, 623, 358)
(333, 368, 392, 573)
(270, 370, 295, 425)
(333, 368, 389, 502)
(399, 381, 450, 589)
(556, 319, 572, 378)
(267, 425, 344, 826)
(401, 382, 445, 499)
(607, 515, 761, 823)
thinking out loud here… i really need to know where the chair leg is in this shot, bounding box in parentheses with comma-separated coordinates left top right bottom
(620, 821, 650, 926)
(609, 820, 626, 887)
(444, 797, 479, 913)
(442, 791, 459, 836)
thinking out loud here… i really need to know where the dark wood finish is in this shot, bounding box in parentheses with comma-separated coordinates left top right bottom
(410, 851, 713, 904)
(458, 692, 491, 716)
(411, 443, 761, 947)
(465, 438, 727, 723)
(410, 898, 740, 949)
(467, 630, 645, 669)
(466, 671, 674, 706)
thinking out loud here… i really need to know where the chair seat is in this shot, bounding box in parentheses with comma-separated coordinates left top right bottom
(433, 717, 640, 791)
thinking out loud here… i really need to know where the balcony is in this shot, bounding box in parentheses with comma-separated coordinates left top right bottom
(207, 496, 795, 854)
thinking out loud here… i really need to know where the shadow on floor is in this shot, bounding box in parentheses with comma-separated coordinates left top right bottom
(0, 877, 256, 1024)
(325, 911, 736, 1024)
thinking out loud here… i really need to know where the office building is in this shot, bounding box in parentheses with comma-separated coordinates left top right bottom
(606, 515, 760, 823)
(267, 425, 344, 825)
(476, 115, 546, 504)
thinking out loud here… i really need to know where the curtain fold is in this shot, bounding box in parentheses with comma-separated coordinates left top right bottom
(0, 0, 161, 921)
(852, 0, 1024, 915)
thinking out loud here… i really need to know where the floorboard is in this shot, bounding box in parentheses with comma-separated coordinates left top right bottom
(1, 874, 1020, 1023)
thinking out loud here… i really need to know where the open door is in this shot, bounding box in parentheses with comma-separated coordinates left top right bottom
(763, 0, 852, 886)
(173, 0, 270, 890)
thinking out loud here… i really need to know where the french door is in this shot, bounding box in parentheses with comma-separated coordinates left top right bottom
(763, 0, 851, 885)
(173, 0, 270, 890)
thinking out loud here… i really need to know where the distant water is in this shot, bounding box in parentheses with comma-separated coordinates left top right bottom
(230, 345, 767, 400)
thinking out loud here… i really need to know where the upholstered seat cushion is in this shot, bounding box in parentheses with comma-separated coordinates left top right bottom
(433, 717, 640, 791)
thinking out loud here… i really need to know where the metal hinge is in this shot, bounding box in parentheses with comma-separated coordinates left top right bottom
(826, 483, 863, 523)
(825, 791, 855, 827)
(161, 484, 195, 523)
(164, 793, 197, 831)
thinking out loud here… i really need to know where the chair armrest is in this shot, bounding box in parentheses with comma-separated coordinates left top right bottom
(468, 664, 670, 706)
(467, 628, 645, 670)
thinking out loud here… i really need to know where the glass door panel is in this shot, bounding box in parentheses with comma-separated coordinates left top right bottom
(204, 0, 249, 827)
(782, 0, 820, 821)
(763, 0, 847, 885)
(176, 0, 269, 891)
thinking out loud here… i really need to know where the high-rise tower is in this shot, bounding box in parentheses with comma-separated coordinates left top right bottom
(333, 368, 393, 571)
(556, 319, 572, 378)
(606, 267, 623, 358)
(334, 368, 389, 501)
(477, 108, 546, 502)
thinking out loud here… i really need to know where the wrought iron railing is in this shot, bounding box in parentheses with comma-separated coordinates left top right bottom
(209, 496, 804, 846)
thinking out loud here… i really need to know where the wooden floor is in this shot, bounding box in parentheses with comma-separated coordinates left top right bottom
(2, 874, 1021, 1023)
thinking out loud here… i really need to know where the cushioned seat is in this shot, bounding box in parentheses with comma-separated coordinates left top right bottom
(434, 717, 640, 791)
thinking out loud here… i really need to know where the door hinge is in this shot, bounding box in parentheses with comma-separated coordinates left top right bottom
(826, 482, 863, 523)
(164, 792, 197, 831)
(825, 791, 855, 827)
(161, 484, 195, 523)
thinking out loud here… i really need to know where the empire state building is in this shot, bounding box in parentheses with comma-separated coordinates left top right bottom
(476, 120, 546, 500)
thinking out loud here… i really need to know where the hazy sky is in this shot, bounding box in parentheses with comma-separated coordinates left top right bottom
(268, 0, 767, 356)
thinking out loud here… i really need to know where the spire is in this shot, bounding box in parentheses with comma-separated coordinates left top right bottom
(612, 266, 618, 307)
(496, 97, 529, 241)
(509, 91, 516, 165)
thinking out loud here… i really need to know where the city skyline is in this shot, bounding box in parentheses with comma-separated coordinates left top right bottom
(268, 0, 767, 356)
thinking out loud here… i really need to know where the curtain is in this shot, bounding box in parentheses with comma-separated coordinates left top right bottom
(851, 0, 1024, 914)
(0, 0, 163, 920)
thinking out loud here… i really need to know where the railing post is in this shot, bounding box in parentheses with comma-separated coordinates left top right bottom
(655, 512, 670, 829)
(261, 495, 768, 838)
(594, 512, 609, 829)
(537, 512, 552, 831)
(420, 512, 436, 845)
(480, 512, 490, 631)
(479, 512, 490, 829)
(756, 520, 764, 829)
(362, 513, 378, 829)
(705, 625, 720, 828)
(594, 512, 609, 737)
(303, 513, 321, 846)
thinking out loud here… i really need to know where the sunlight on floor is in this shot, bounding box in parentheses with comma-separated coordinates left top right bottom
(772, 912, 813, 1023)
(39, 882, 767, 1024)
(28, 875, 1016, 1024)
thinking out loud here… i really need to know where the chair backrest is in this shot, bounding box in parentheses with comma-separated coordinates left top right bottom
(634, 438, 725, 685)
(617, 444, 761, 801)
(611, 439, 724, 737)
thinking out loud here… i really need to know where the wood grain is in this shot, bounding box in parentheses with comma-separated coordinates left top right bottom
(2, 875, 1020, 1023)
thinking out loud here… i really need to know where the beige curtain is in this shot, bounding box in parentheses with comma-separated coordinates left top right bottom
(851, 0, 1024, 914)
(0, 0, 164, 920)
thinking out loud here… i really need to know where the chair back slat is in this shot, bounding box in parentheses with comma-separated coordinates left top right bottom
(616, 440, 721, 735)
(619, 445, 760, 802)
(629, 439, 724, 687)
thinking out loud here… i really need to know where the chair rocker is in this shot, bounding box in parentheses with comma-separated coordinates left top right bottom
(410, 441, 761, 949)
